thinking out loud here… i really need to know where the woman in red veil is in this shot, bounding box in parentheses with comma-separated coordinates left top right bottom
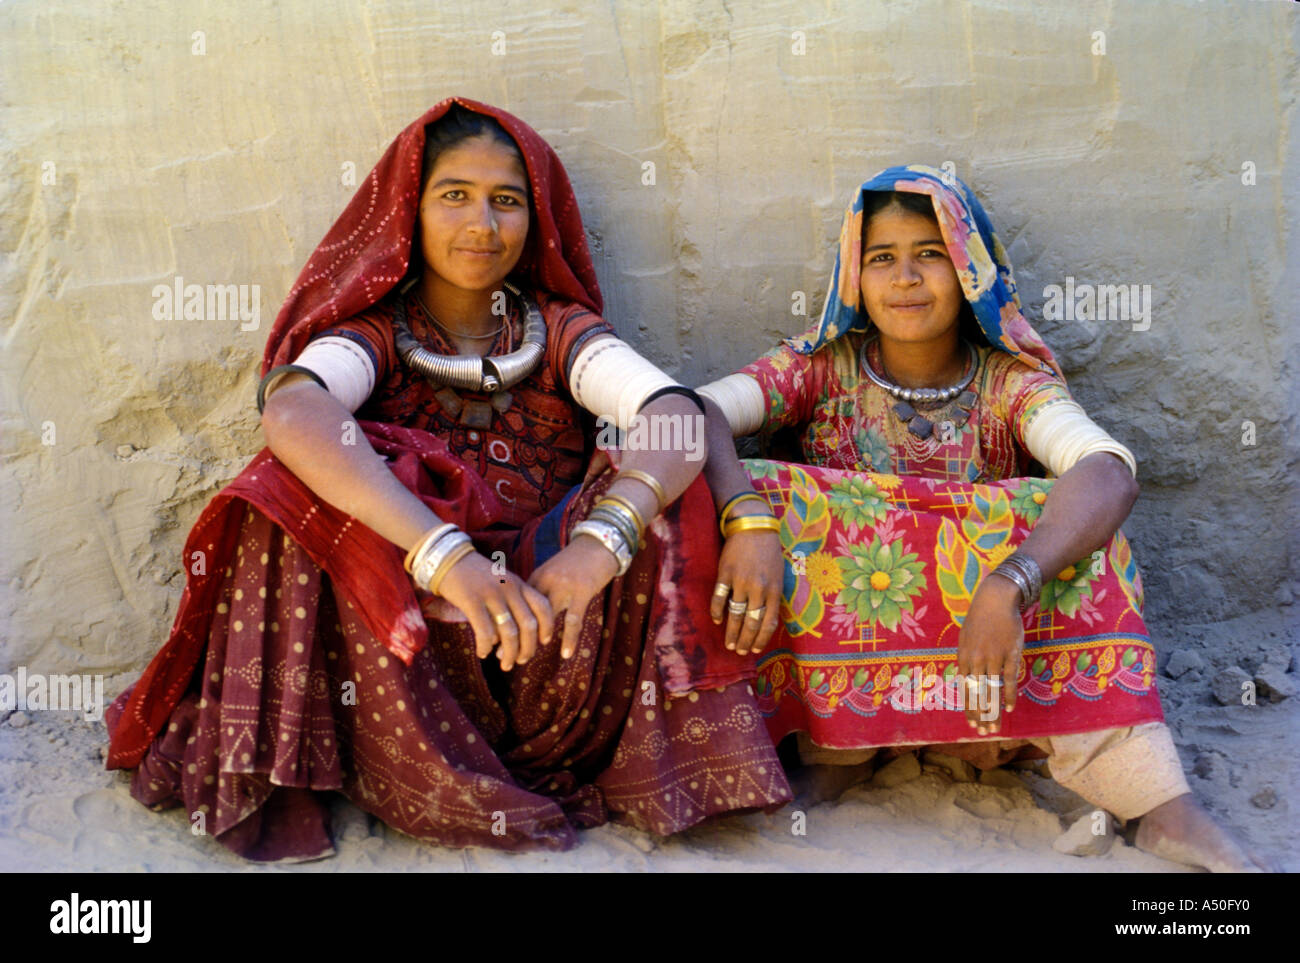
(105, 97, 791, 860)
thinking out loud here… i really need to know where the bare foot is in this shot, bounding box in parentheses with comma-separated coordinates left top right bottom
(1132, 793, 1276, 872)
(789, 762, 874, 806)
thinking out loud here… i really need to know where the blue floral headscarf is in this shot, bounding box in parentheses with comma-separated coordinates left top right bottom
(787, 164, 1064, 381)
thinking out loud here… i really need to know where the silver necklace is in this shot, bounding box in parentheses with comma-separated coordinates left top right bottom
(861, 336, 979, 440)
(392, 277, 546, 395)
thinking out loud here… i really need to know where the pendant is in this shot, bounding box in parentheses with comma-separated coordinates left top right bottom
(461, 400, 494, 429)
(892, 401, 933, 439)
(435, 386, 512, 427)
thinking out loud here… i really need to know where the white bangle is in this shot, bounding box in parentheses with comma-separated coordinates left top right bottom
(1023, 398, 1137, 478)
(288, 336, 377, 412)
(569, 337, 679, 431)
(404, 523, 458, 574)
(698, 373, 766, 437)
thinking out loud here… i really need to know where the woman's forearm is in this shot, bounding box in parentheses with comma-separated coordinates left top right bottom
(700, 398, 755, 512)
(1016, 452, 1139, 582)
(260, 376, 441, 552)
(606, 393, 710, 525)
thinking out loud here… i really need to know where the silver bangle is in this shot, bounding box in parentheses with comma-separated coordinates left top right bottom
(587, 503, 641, 556)
(413, 530, 473, 591)
(989, 565, 1031, 610)
(1004, 553, 1043, 604)
(408, 524, 460, 580)
(991, 552, 1043, 612)
(405, 522, 457, 574)
(572, 519, 633, 576)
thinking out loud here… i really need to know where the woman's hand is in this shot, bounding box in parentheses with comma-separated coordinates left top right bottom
(436, 552, 554, 671)
(697, 395, 782, 656)
(955, 575, 1024, 735)
(527, 534, 620, 660)
(711, 507, 784, 656)
(955, 451, 1136, 733)
(582, 446, 614, 485)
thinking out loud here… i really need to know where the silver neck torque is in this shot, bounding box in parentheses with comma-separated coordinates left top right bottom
(860, 336, 978, 405)
(393, 278, 547, 393)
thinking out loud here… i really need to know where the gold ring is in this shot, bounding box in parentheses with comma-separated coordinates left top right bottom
(745, 607, 765, 620)
(493, 611, 514, 626)
(713, 582, 731, 598)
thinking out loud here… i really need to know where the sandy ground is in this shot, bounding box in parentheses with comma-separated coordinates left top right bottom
(1, 608, 1294, 873)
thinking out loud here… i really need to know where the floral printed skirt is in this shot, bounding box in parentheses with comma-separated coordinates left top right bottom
(743, 460, 1165, 751)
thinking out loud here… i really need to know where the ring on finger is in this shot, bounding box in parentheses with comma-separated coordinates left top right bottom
(713, 582, 731, 598)
(493, 611, 515, 626)
(745, 606, 765, 620)
(727, 599, 747, 616)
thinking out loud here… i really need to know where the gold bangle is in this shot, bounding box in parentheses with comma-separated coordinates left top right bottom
(722, 514, 781, 538)
(718, 492, 768, 535)
(618, 469, 666, 512)
(404, 528, 435, 573)
(427, 542, 477, 596)
(596, 493, 646, 534)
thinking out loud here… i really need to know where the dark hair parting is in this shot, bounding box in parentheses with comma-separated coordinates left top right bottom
(420, 104, 523, 193)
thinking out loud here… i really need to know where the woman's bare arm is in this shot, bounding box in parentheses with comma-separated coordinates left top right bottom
(528, 389, 711, 658)
(699, 397, 755, 511)
(261, 373, 552, 669)
(261, 374, 441, 549)
(960, 451, 1139, 730)
(690, 398, 783, 655)
(1016, 451, 1139, 579)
